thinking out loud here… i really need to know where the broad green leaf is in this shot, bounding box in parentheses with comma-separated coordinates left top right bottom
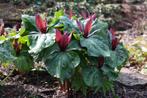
(0, 36, 7, 44)
(105, 43, 128, 68)
(80, 35, 110, 57)
(0, 41, 16, 63)
(35, 43, 60, 62)
(45, 51, 80, 81)
(50, 10, 64, 27)
(82, 66, 102, 87)
(66, 40, 81, 51)
(14, 53, 33, 72)
(18, 36, 29, 45)
(54, 16, 79, 33)
(29, 33, 55, 54)
(19, 27, 26, 36)
(55, 10, 64, 19)
(22, 15, 37, 34)
(90, 19, 108, 37)
(105, 51, 117, 68)
(101, 65, 113, 74)
(71, 72, 87, 95)
(115, 43, 129, 68)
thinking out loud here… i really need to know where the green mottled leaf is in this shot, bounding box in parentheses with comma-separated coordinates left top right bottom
(0, 41, 16, 63)
(14, 53, 33, 72)
(80, 35, 110, 57)
(105, 43, 128, 68)
(0, 36, 7, 44)
(45, 51, 80, 81)
(29, 33, 55, 54)
(67, 40, 81, 51)
(115, 43, 129, 67)
(82, 66, 102, 87)
(22, 15, 37, 34)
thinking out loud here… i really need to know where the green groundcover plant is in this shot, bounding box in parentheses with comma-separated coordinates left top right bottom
(0, 10, 128, 94)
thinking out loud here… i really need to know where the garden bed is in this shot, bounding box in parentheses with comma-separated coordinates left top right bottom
(0, 70, 147, 98)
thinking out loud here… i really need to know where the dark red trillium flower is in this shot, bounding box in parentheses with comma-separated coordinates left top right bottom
(76, 17, 93, 38)
(97, 56, 104, 68)
(13, 39, 22, 55)
(55, 30, 72, 51)
(35, 14, 47, 34)
(109, 28, 119, 50)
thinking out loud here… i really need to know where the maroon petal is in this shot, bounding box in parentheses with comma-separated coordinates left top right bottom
(61, 33, 69, 50)
(62, 33, 72, 50)
(57, 32, 72, 51)
(55, 29, 62, 42)
(13, 39, 21, 55)
(84, 18, 92, 38)
(91, 13, 97, 20)
(97, 56, 104, 68)
(109, 28, 119, 50)
(69, 9, 73, 19)
(110, 28, 116, 37)
(67, 32, 72, 44)
(81, 11, 87, 19)
(35, 14, 47, 33)
(76, 20, 83, 32)
(112, 38, 118, 50)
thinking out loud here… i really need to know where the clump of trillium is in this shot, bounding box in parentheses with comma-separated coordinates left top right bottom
(35, 14, 47, 34)
(55, 29, 72, 51)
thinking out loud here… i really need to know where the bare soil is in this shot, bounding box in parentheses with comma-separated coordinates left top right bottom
(0, 70, 147, 98)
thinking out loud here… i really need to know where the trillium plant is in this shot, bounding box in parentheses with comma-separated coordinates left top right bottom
(0, 10, 128, 94)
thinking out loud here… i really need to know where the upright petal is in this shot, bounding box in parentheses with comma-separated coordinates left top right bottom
(55, 29, 62, 42)
(76, 20, 83, 33)
(109, 28, 119, 50)
(56, 32, 72, 51)
(84, 18, 92, 38)
(112, 38, 118, 50)
(91, 13, 97, 20)
(110, 28, 116, 37)
(35, 14, 47, 33)
(69, 9, 73, 19)
(61, 33, 72, 50)
(67, 32, 72, 44)
(81, 11, 87, 19)
(97, 56, 104, 68)
(13, 39, 22, 55)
